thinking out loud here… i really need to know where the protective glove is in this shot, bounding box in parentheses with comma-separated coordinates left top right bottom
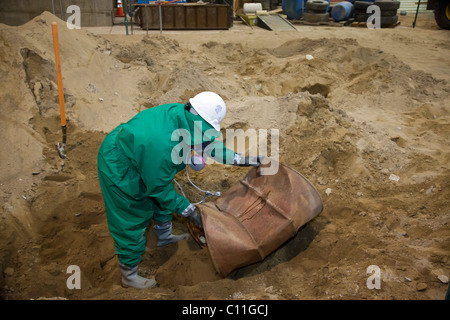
(233, 153, 265, 167)
(181, 204, 203, 229)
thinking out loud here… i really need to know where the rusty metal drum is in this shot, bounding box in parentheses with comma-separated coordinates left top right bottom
(197, 162, 323, 277)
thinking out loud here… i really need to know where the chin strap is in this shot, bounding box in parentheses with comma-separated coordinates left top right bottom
(185, 102, 199, 115)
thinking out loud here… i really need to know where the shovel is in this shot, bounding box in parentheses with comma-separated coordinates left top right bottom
(51, 22, 67, 159)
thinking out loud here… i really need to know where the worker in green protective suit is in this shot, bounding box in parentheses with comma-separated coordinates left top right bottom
(97, 91, 263, 289)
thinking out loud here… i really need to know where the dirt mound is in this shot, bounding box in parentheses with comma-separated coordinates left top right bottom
(154, 241, 221, 290)
(0, 12, 449, 300)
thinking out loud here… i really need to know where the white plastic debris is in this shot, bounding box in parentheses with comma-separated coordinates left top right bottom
(99, 97, 104, 102)
(438, 275, 449, 284)
(325, 188, 332, 196)
(306, 54, 314, 60)
(389, 174, 400, 182)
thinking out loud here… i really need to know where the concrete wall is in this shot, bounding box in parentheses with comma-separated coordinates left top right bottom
(0, 0, 115, 27)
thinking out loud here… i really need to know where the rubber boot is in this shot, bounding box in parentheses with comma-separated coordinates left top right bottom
(118, 262, 157, 289)
(153, 221, 189, 247)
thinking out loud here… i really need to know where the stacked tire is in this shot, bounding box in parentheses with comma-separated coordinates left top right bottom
(303, 0, 330, 23)
(434, 0, 450, 30)
(354, 0, 401, 27)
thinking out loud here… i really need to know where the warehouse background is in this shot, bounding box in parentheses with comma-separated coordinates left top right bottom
(0, 0, 434, 27)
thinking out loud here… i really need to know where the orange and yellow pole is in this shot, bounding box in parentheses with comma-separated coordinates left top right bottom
(51, 22, 67, 158)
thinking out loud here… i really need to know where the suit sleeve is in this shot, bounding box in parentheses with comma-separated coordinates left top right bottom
(205, 140, 236, 165)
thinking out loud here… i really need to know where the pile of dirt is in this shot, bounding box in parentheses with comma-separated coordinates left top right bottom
(0, 12, 449, 300)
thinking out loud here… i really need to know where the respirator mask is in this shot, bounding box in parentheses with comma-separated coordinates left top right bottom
(189, 141, 212, 171)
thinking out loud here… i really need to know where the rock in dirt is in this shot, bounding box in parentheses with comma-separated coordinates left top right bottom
(4, 267, 14, 277)
(389, 174, 400, 182)
(416, 282, 427, 291)
(437, 275, 449, 284)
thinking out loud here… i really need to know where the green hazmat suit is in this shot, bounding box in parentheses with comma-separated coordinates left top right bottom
(97, 103, 235, 267)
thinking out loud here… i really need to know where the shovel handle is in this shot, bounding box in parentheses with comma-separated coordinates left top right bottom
(51, 22, 66, 127)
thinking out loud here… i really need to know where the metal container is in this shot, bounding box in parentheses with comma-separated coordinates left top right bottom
(137, 4, 231, 30)
(331, 1, 354, 21)
(282, 0, 306, 19)
(197, 162, 323, 277)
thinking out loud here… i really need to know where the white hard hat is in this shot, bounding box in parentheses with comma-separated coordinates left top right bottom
(189, 91, 226, 131)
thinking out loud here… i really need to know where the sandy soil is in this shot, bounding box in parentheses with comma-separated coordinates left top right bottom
(0, 11, 449, 300)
